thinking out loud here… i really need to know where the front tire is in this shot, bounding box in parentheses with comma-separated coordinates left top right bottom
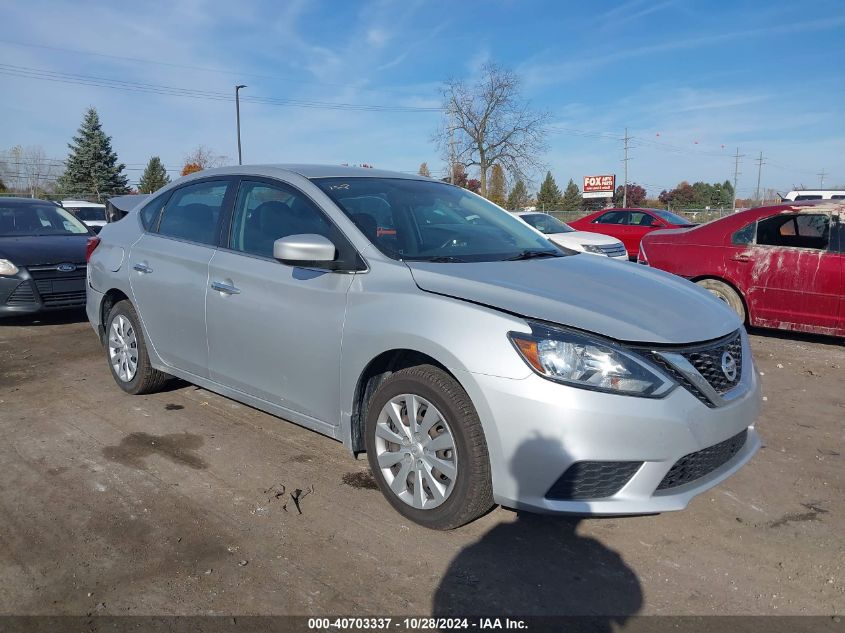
(696, 279, 746, 322)
(365, 364, 493, 530)
(105, 300, 169, 395)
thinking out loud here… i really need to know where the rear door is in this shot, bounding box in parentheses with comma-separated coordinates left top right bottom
(128, 179, 234, 377)
(205, 178, 357, 429)
(744, 212, 841, 333)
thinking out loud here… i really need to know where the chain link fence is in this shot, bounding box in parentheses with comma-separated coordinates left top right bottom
(519, 206, 737, 226)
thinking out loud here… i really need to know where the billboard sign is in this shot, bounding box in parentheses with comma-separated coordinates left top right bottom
(583, 174, 616, 199)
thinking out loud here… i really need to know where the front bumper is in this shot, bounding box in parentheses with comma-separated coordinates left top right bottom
(457, 338, 762, 515)
(0, 266, 87, 317)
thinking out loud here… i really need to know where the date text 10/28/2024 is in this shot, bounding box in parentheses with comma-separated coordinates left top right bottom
(308, 618, 528, 630)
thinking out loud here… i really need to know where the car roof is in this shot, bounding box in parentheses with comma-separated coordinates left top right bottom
(0, 197, 60, 204)
(736, 199, 845, 220)
(187, 164, 430, 181)
(62, 200, 106, 207)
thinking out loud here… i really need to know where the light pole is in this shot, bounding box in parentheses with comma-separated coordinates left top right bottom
(235, 84, 247, 165)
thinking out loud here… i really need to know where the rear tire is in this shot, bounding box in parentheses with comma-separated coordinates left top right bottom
(105, 300, 169, 395)
(696, 279, 746, 322)
(365, 364, 494, 530)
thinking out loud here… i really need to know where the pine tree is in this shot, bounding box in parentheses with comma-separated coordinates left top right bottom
(561, 179, 583, 212)
(487, 164, 506, 207)
(536, 171, 562, 208)
(418, 162, 431, 177)
(57, 107, 129, 200)
(506, 180, 529, 210)
(138, 156, 171, 194)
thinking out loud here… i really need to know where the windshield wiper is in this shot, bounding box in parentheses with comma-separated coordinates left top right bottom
(505, 249, 561, 261)
(421, 255, 467, 263)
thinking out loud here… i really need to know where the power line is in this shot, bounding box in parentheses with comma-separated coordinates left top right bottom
(0, 63, 443, 113)
(0, 38, 422, 97)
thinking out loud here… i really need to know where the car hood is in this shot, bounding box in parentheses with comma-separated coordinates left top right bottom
(0, 235, 90, 266)
(549, 231, 624, 247)
(406, 254, 740, 344)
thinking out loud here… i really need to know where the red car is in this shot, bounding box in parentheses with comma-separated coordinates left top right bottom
(568, 208, 694, 259)
(639, 202, 844, 337)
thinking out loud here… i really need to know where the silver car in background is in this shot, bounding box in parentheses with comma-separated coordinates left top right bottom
(86, 165, 761, 529)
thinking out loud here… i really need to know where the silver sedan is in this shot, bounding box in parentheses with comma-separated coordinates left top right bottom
(86, 165, 761, 529)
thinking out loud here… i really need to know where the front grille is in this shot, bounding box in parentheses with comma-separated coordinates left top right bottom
(546, 461, 643, 500)
(683, 333, 743, 394)
(5, 282, 37, 305)
(28, 265, 87, 308)
(646, 330, 743, 407)
(597, 243, 627, 258)
(648, 354, 712, 406)
(657, 430, 748, 491)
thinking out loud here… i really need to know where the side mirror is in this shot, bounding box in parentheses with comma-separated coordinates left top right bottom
(273, 234, 337, 265)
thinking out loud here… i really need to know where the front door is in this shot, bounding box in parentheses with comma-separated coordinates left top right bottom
(128, 179, 231, 377)
(205, 179, 355, 428)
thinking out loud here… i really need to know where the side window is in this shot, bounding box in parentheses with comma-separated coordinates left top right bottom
(731, 221, 755, 245)
(630, 212, 656, 226)
(157, 181, 227, 245)
(756, 214, 830, 250)
(230, 181, 334, 258)
(594, 211, 628, 225)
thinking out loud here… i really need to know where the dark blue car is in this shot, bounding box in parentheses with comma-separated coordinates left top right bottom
(0, 197, 94, 317)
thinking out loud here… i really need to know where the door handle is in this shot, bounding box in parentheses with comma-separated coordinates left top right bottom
(211, 281, 241, 295)
(731, 255, 752, 263)
(133, 262, 153, 273)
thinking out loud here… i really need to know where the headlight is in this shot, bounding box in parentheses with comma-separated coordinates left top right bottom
(509, 322, 675, 397)
(580, 244, 604, 254)
(0, 259, 19, 276)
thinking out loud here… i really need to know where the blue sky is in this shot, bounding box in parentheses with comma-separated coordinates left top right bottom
(1, 0, 843, 198)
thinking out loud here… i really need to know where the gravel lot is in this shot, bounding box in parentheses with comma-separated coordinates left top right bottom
(0, 310, 842, 617)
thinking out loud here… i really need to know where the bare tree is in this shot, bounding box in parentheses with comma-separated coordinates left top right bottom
(0, 145, 59, 197)
(21, 146, 59, 197)
(183, 145, 228, 171)
(434, 63, 549, 196)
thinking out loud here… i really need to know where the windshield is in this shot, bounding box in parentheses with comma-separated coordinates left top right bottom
(0, 203, 91, 236)
(651, 209, 693, 225)
(519, 213, 575, 234)
(314, 178, 564, 262)
(66, 206, 106, 222)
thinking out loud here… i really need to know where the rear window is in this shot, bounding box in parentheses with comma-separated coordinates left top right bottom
(651, 209, 692, 225)
(66, 206, 106, 222)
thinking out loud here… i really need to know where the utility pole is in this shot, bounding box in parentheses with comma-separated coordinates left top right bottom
(817, 168, 827, 189)
(754, 151, 765, 205)
(448, 106, 456, 185)
(235, 85, 247, 165)
(732, 147, 744, 212)
(622, 127, 630, 207)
